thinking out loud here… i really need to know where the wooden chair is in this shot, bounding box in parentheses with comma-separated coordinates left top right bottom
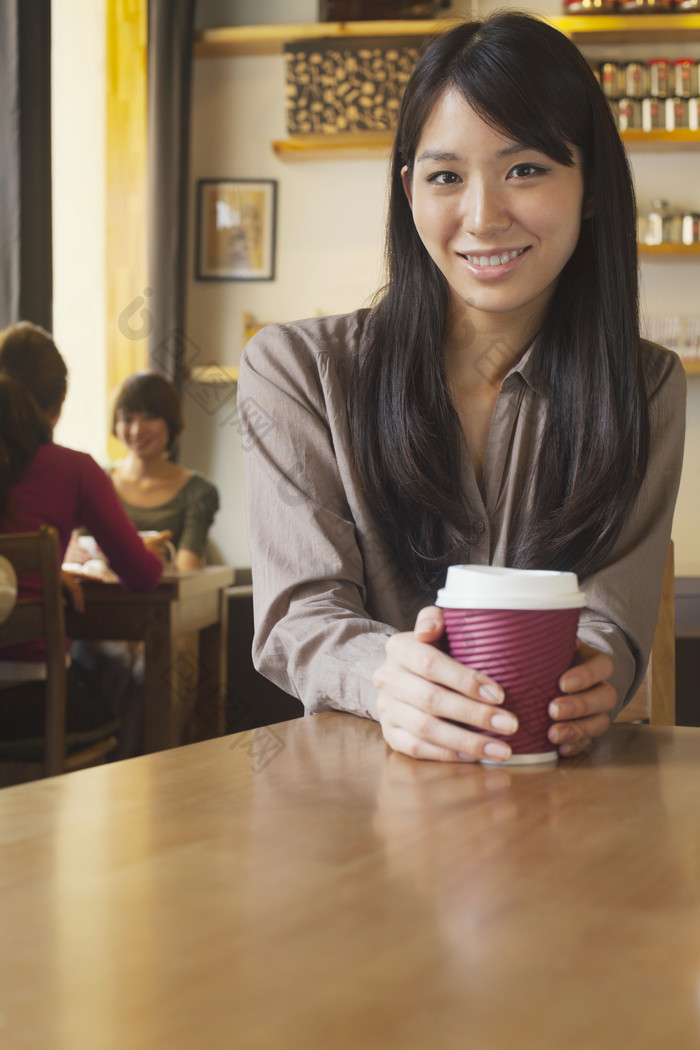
(0, 526, 118, 785)
(617, 542, 675, 726)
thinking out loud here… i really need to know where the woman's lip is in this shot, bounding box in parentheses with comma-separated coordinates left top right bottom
(458, 247, 529, 267)
(457, 246, 531, 274)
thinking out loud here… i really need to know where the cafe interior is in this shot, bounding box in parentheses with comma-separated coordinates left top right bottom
(1, 0, 700, 1046)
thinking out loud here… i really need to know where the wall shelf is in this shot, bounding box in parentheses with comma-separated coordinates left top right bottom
(639, 243, 700, 258)
(556, 13, 700, 43)
(189, 366, 238, 385)
(622, 130, 700, 152)
(271, 128, 700, 159)
(272, 132, 393, 160)
(193, 15, 700, 58)
(194, 20, 441, 58)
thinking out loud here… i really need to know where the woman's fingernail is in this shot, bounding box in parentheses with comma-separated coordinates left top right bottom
(483, 741, 511, 761)
(560, 673, 582, 692)
(491, 712, 518, 733)
(550, 700, 573, 719)
(479, 683, 504, 703)
(416, 619, 441, 634)
(550, 724, 572, 745)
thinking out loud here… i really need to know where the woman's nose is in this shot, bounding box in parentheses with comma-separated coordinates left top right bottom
(462, 181, 510, 237)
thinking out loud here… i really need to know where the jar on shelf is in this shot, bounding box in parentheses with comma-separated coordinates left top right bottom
(618, 97, 641, 131)
(563, 0, 617, 11)
(682, 214, 700, 245)
(644, 200, 670, 246)
(675, 59, 699, 99)
(667, 214, 684, 244)
(649, 59, 672, 99)
(689, 97, 700, 132)
(619, 0, 672, 9)
(625, 62, 649, 99)
(665, 96, 689, 131)
(642, 97, 665, 131)
(600, 61, 624, 100)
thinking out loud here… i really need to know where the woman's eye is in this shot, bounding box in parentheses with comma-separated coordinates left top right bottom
(508, 163, 545, 179)
(426, 171, 461, 186)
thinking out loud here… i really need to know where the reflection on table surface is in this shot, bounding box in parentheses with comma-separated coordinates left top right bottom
(1, 714, 700, 1050)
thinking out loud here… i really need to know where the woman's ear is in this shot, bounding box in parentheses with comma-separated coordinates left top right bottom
(582, 195, 595, 220)
(401, 165, 413, 209)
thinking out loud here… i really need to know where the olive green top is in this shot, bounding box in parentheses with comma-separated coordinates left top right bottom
(111, 470, 219, 559)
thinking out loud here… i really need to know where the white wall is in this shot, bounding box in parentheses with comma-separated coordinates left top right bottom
(51, 0, 108, 462)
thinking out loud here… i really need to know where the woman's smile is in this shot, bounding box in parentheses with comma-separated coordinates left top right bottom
(458, 246, 530, 273)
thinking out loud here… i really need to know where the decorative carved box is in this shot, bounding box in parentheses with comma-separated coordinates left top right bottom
(284, 36, 423, 135)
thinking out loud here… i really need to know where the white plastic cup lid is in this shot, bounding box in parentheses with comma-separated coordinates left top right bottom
(435, 564, 586, 610)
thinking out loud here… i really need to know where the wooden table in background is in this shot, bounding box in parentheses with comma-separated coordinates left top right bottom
(65, 566, 233, 752)
(2, 714, 700, 1048)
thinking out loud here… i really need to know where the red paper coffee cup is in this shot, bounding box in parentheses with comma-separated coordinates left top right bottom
(435, 566, 586, 764)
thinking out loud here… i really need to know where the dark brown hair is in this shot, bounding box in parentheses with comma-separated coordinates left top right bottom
(0, 376, 52, 515)
(0, 321, 68, 414)
(112, 371, 184, 452)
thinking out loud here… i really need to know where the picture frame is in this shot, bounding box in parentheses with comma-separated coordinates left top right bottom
(195, 179, 277, 281)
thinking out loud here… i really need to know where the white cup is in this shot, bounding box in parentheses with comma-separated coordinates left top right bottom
(138, 531, 177, 565)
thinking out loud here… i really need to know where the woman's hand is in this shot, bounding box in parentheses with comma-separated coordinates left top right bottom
(548, 641, 616, 757)
(373, 609, 617, 764)
(140, 529, 175, 566)
(373, 606, 516, 764)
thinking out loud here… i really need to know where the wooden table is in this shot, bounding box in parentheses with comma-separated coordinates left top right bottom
(65, 566, 233, 752)
(2, 713, 700, 1049)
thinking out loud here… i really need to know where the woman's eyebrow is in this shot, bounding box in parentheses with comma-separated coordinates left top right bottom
(414, 142, 536, 165)
(414, 149, 461, 164)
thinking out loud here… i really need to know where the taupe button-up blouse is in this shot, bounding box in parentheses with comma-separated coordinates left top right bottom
(238, 309, 686, 722)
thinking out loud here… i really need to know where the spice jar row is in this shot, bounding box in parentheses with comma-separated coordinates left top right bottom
(611, 95, 700, 130)
(600, 59, 698, 100)
(564, 0, 699, 12)
(638, 200, 700, 244)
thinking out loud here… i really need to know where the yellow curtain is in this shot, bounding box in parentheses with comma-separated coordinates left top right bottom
(106, 0, 148, 459)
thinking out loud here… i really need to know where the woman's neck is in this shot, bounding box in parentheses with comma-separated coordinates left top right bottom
(120, 451, 174, 480)
(444, 298, 541, 392)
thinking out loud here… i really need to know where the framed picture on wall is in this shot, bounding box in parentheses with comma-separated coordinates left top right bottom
(195, 178, 277, 281)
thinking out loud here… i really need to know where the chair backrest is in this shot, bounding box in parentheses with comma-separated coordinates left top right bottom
(0, 526, 67, 775)
(618, 542, 675, 726)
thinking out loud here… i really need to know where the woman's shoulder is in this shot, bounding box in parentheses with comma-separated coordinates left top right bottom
(37, 443, 104, 476)
(640, 340, 687, 399)
(241, 308, 371, 378)
(182, 471, 219, 505)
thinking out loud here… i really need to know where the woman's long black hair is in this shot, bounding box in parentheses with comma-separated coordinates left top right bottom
(348, 11, 649, 597)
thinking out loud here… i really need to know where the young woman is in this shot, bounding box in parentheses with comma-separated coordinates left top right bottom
(109, 371, 219, 571)
(238, 12, 686, 763)
(0, 322, 163, 738)
(62, 370, 219, 755)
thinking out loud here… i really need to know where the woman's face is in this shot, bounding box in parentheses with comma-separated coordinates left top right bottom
(115, 409, 170, 460)
(402, 88, 586, 339)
